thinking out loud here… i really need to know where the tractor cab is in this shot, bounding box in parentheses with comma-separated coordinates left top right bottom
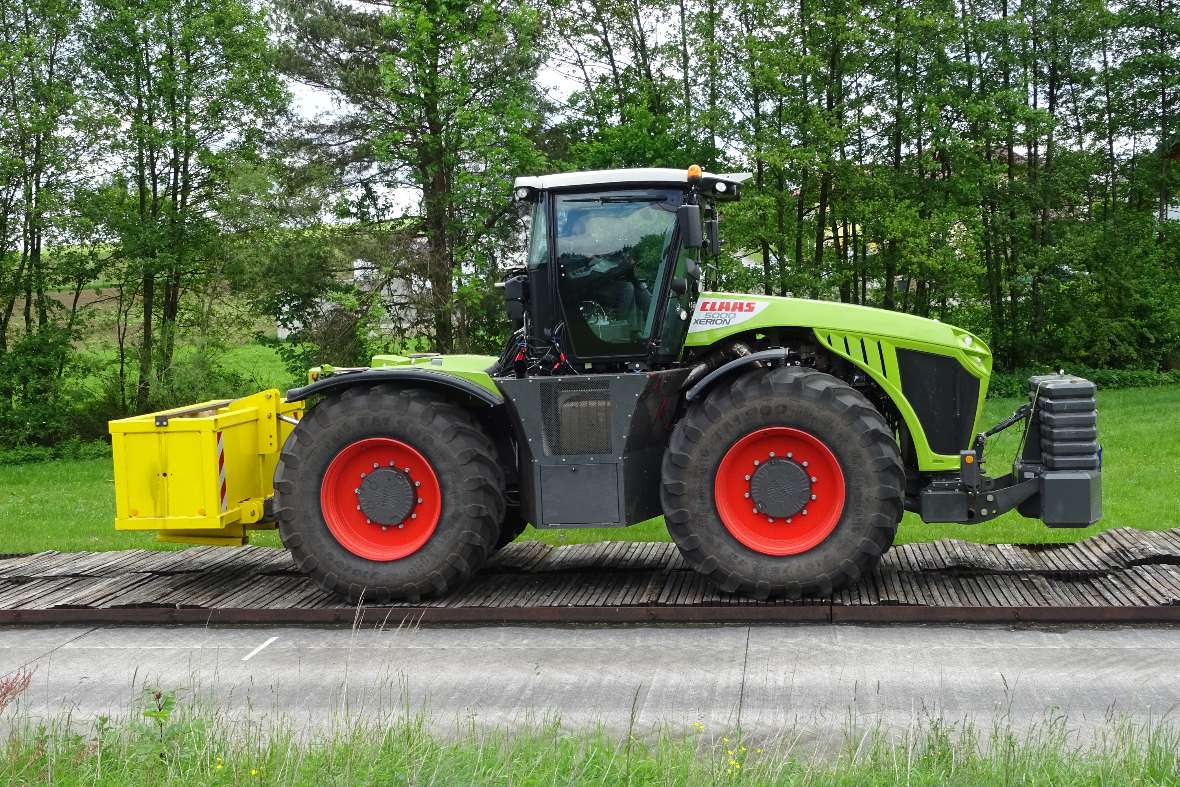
(504, 167, 746, 372)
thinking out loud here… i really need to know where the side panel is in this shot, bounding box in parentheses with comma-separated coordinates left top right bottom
(816, 330, 990, 472)
(496, 369, 689, 527)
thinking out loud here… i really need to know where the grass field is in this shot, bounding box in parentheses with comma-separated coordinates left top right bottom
(0, 385, 1177, 555)
(1, 699, 1177, 786)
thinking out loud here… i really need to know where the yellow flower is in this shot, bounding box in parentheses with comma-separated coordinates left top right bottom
(755, 748, 764, 754)
(740, 745, 747, 752)
(251, 769, 258, 776)
(722, 736, 730, 744)
(215, 764, 223, 770)
(691, 721, 705, 732)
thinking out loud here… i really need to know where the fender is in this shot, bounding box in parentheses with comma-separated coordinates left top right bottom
(683, 348, 790, 402)
(285, 368, 504, 407)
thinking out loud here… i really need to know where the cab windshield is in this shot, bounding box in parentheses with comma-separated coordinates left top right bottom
(553, 189, 680, 357)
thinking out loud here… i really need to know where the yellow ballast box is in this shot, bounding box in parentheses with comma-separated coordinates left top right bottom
(109, 389, 302, 545)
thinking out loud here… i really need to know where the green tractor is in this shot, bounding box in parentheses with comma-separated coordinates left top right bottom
(258, 167, 1101, 601)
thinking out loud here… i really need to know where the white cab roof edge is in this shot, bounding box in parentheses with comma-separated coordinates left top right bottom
(513, 168, 751, 191)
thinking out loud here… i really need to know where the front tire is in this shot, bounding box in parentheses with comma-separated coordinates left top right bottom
(274, 386, 504, 603)
(661, 366, 904, 598)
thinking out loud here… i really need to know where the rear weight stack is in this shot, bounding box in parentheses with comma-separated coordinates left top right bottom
(661, 366, 905, 599)
(273, 385, 505, 603)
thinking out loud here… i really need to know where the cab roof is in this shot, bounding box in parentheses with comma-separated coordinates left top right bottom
(513, 168, 750, 199)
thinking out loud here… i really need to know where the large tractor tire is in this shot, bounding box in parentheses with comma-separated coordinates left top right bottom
(273, 385, 505, 603)
(661, 366, 904, 599)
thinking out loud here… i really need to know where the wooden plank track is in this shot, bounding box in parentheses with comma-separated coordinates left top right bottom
(1, 528, 1179, 625)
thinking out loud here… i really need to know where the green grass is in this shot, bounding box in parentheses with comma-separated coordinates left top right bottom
(2, 695, 1178, 786)
(0, 386, 1176, 555)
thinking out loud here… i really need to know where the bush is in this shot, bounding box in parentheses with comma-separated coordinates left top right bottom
(989, 367, 1180, 398)
(0, 438, 110, 465)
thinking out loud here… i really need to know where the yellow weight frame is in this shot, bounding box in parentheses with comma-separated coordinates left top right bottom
(108, 389, 302, 546)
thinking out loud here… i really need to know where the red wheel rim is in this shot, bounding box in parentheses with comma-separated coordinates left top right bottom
(713, 427, 845, 556)
(319, 437, 441, 561)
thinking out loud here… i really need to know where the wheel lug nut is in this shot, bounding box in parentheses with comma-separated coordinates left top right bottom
(356, 505, 361, 511)
(811, 494, 817, 500)
(802, 461, 809, 468)
(752, 507, 758, 514)
(404, 467, 411, 473)
(398, 523, 404, 529)
(753, 460, 760, 466)
(767, 517, 774, 523)
(744, 474, 751, 481)
(382, 526, 388, 531)
(414, 481, 421, 487)
(802, 509, 809, 516)
(811, 476, 817, 483)
(787, 452, 793, 458)
(354, 488, 360, 494)
(360, 472, 366, 478)
(411, 513, 417, 519)
(417, 497, 423, 504)
(769, 452, 775, 458)
(744, 492, 750, 498)
(373, 463, 379, 469)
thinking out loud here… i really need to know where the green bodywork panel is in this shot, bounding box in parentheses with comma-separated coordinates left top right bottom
(685, 293, 992, 472)
(368, 353, 502, 397)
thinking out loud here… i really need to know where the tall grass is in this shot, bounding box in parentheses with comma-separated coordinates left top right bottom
(1, 692, 1177, 785)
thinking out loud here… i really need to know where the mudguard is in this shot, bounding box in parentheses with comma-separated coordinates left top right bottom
(287, 354, 503, 406)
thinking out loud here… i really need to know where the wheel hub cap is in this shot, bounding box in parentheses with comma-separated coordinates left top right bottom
(713, 426, 847, 556)
(749, 458, 812, 518)
(356, 467, 416, 525)
(319, 437, 441, 561)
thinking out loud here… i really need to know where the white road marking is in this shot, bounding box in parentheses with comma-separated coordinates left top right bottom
(241, 636, 278, 662)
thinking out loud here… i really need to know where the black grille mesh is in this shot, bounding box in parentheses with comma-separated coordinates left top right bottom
(540, 378, 612, 455)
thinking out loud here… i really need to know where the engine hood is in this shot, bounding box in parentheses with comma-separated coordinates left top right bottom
(685, 293, 989, 358)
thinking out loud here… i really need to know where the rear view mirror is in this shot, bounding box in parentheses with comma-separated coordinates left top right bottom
(678, 204, 703, 248)
(705, 218, 720, 257)
(502, 275, 528, 326)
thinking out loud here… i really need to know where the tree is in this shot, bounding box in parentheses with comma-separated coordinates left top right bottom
(277, 0, 546, 353)
(83, 0, 286, 409)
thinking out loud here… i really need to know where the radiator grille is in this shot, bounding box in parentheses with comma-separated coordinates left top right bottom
(540, 378, 612, 455)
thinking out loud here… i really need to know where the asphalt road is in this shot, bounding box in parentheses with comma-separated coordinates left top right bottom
(2, 624, 1178, 746)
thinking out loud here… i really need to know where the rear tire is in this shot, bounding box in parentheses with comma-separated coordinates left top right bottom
(661, 366, 904, 599)
(274, 385, 504, 603)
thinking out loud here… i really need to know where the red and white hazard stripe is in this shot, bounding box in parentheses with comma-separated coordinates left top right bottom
(216, 431, 228, 513)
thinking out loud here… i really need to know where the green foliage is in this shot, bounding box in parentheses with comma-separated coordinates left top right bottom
(0, 0, 1177, 451)
(989, 367, 1180, 399)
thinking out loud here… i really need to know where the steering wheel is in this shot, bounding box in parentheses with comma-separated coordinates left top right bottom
(579, 300, 610, 324)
